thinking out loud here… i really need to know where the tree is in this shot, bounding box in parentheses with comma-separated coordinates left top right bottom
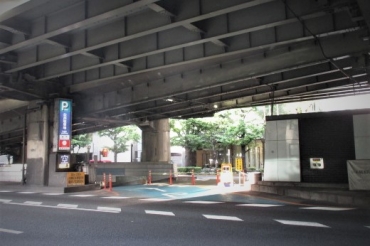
(98, 125, 141, 162)
(71, 134, 92, 153)
(170, 108, 265, 168)
(171, 118, 222, 166)
(216, 109, 264, 171)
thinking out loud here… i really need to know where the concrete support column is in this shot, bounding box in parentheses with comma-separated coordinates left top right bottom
(26, 101, 50, 185)
(140, 119, 170, 162)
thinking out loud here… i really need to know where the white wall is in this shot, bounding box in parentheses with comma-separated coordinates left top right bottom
(0, 164, 25, 182)
(353, 114, 370, 159)
(264, 119, 301, 182)
(170, 146, 185, 167)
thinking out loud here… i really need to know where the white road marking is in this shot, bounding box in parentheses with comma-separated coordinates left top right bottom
(203, 214, 243, 221)
(0, 191, 12, 193)
(0, 199, 11, 203)
(184, 201, 223, 204)
(43, 193, 64, 196)
(0, 228, 23, 234)
(69, 194, 95, 197)
(145, 188, 166, 192)
(6, 201, 120, 213)
(366, 226, 370, 229)
(145, 210, 175, 216)
(275, 220, 329, 228)
(97, 207, 121, 213)
(18, 192, 36, 194)
(57, 204, 78, 208)
(300, 207, 355, 211)
(163, 193, 188, 198)
(140, 198, 173, 202)
(24, 201, 42, 205)
(101, 196, 130, 199)
(237, 204, 282, 207)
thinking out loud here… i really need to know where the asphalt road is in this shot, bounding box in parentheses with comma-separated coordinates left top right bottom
(1, 185, 370, 246)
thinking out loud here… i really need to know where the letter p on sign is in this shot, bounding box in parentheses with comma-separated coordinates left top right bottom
(61, 101, 69, 111)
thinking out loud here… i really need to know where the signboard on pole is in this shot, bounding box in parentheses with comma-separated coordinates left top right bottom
(235, 157, 243, 171)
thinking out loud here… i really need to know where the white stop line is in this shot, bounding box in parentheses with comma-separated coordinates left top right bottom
(0, 228, 23, 234)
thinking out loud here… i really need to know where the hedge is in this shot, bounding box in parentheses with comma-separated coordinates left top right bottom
(177, 166, 202, 173)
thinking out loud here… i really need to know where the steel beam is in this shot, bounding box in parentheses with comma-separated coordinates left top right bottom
(5, 0, 277, 73)
(0, 0, 161, 56)
(69, 27, 364, 93)
(36, 11, 328, 82)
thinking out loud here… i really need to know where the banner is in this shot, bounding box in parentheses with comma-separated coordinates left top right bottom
(347, 160, 370, 190)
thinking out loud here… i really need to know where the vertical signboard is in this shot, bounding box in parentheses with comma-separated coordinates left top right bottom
(235, 157, 243, 171)
(57, 153, 71, 170)
(58, 99, 72, 152)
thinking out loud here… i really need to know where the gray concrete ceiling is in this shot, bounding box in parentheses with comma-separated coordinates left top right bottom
(1, 0, 370, 148)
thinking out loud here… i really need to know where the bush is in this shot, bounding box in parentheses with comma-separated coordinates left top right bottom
(177, 167, 187, 173)
(192, 167, 202, 173)
(177, 166, 202, 173)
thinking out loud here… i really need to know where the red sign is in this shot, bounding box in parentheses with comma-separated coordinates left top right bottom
(58, 139, 70, 150)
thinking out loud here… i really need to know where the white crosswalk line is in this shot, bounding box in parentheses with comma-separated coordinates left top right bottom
(24, 201, 42, 205)
(57, 204, 78, 208)
(275, 220, 329, 228)
(300, 207, 355, 211)
(203, 214, 243, 221)
(237, 204, 282, 207)
(69, 194, 95, 197)
(0, 199, 12, 203)
(97, 207, 121, 213)
(145, 210, 175, 216)
(0, 228, 23, 234)
(18, 192, 36, 194)
(184, 201, 223, 204)
(43, 193, 64, 196)
(101, 196, 130, 199)
(0, 191, 12, 193)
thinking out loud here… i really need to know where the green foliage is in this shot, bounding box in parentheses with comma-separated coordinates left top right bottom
(170, 108, 265, 151)
(170, 118, 215, 151)
(71, 134, 92, 153)
(216, 108, 264, 147)
(177, 167, 187, 173)
(177, 166, 202, 173)
(98, 125, 141, 161)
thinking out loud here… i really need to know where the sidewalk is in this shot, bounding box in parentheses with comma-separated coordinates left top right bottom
(0, 181, 100, 193)
(251, 181, 370, 208)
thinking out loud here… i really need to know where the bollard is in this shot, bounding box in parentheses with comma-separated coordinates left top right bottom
(191, 169, 195, 185)
(103, 173, 107, 190)
(216, 169, 220, 185)
(242, 169, 245, 186)
(169, 170, 173, 185)
(109, 174, 112, 192)
(148, 170, 152, 185)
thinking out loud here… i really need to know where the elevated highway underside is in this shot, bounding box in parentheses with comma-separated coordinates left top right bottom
(1, 0, 370, 153)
